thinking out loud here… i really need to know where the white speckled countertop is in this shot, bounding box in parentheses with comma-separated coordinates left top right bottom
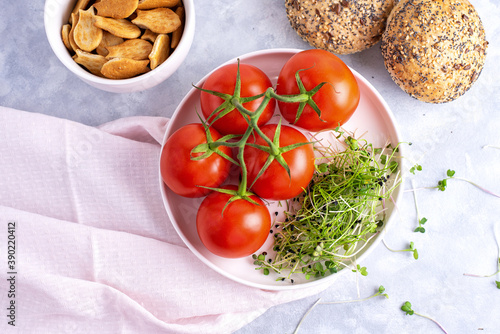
(2, 1, 499, 333)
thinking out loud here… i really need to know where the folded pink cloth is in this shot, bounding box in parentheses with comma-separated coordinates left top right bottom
(0, 107, 328, 333)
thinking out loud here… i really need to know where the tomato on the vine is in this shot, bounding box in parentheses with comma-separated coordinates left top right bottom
(244, 124, 315, 201)
(196, 185, 271, 258)
(200, 63, 275, 135)
(160, 123, 232, 198)
(276, 49, 360, 132)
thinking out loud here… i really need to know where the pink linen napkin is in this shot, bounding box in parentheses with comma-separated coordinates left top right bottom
(0, 107, 329, 334)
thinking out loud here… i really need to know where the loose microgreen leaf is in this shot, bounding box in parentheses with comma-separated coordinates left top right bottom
(414, 226, 426, 233)
(437, 178, 448, 191)
(410, 164, 422, 174)
(413, 217, 427, 233)
(352, 264, 368, 276)
(401, 301, 414, 315)
(446, 169, 456, 177)
(496, 281, 500, 289)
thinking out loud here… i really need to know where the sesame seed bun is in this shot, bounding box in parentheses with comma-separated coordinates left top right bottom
(285, 0, 395, 55)
(381, 0, 488, 103)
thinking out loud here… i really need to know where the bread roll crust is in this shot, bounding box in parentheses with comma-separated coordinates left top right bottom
(381, 0, 488, 103)
(285, 0, 395, 55)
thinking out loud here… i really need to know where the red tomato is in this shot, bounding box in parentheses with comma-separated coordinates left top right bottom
(244, 124, 315, 201)
(160, 123, 232, 198)
(276, 49, 360, 131)
(200, 63, 275, 135)
(196, 185, 271, 258)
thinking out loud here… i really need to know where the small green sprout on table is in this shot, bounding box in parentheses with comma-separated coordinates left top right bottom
(401, 301, 448, 333)
(383, 240, 419, 260)
(293, 286, 388, 334)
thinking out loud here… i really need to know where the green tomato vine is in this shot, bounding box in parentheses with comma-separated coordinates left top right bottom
(193, 60, 323, 200)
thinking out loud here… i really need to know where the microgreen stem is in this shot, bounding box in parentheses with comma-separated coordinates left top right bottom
(451, 177, 500, 198)
(294, 286, 388, 334)
(382, 239, 419, 260)
(415, 312, 448, 334)
(463, 223, 500, 283)
(411, 179, 427, 233)
(401, 301, 448, 334)
(292, 298, 322, 334)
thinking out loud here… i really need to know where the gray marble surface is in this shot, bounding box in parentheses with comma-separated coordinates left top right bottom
(2, 0, 500, 333)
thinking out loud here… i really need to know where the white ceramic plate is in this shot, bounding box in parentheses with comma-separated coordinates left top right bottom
(159, 48, 403, 290)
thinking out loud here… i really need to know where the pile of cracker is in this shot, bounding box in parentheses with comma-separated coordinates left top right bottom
(62, 0, 185, 79)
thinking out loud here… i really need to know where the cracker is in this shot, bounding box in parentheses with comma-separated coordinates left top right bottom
(137, 0, 179, 10)
(73, 8, 103, 52)
(106, 39, 153, 60)
(100, 58, 150, 79)
(170, 6, 184, 48)
(94, 0, 138, 19)
(96, 31, 124, 56)
(93, 16, 142, 39)
(68, 12, 81, 52)
(61, 24, 72, 51)
(69, 0, 91, 24)
(141, 29, 158, 43)
(73, 49, 108, 77)
(149, 34, 170, 69)
(132, 8, 181, 34)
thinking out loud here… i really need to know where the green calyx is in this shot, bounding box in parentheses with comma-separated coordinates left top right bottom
(199, 185, 261, 215)
(244, 118, 312, 189)
(195, 60, 265, 128)
(190, 119, 239, 166)
(269, 66, 329, 124)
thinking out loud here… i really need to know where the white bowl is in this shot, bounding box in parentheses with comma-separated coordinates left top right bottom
(159, 49, 404, 290)
(44, 0, 195, 93)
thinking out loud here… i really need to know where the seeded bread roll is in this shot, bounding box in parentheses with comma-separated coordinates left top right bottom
(381, 0, 488, 103)
(285, 0, 395, 55)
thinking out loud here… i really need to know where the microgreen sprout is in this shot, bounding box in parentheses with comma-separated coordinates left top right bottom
(433, 169, 500, 198)
(253, 130, 402, 279)
(414, 218, 427, 233)
(401, 301, 449, 334)
(463, 225, 500, 288)
(463, 258, 500, 278)
(411, 179, 427, 233)
(483, 145, 500, 150)
(352, 264, 368, 276)
(436, 169, 455, 191)
(383, 240, 419, 260)
(409, 164, 422, 175)
(293, 286, 388, 334)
